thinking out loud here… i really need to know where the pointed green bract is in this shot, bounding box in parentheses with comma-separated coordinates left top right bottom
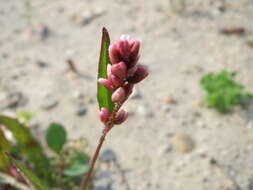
(97, 27, 115, 113)
(0, 115, 51, 182)
(9, 156, 50, 190)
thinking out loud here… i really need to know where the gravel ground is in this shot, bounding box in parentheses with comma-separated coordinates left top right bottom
(1, 0, 253, 189)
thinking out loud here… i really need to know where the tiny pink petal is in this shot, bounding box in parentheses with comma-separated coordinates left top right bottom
(109, 44, 120, 64)
(120, 35, 131, 41)
(114, 109, 128, 125)
(98, 78, 114, 91)
(126, 65, 138, 77)
(108, 74, 124, 88)
(107, 64, 112, 76)
(127, 65, 149, 84)
(111, 62, 127, 80)
(130, 40, 140, 58)
(99, 108, 110, 123)
(124, 83, 134, 97)
(112, 87, 126, 102)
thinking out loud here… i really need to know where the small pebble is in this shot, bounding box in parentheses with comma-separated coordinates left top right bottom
(157, 144, 172, 155)
(40, 96, 59, 110)
(219, 180, 237, 190)
(137, 104, 154, 117)
(0, 91, 27, 109)
(36, 60, 48, 68)
(130, 88, 142, 99)
(163, 96, 177, 104)
(100, 149, 117, 162)
(171, 133, 195, 153)
(76, 106, 87, 116)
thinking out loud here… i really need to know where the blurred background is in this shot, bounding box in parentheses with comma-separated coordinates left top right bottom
(1, 0, 253, 189)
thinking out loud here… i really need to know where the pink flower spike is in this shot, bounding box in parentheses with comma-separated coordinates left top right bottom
(114, 109, 128, 125)
(99, 108, 110, 123)
(112, 87, 126, 102)
(111, 62, 127, 80)
(98, 78, 114, 91)
(128, 65, 149, 84)
(108, 74, 124, 88)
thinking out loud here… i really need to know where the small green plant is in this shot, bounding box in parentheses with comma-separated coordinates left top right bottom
(0, 116, 90, 190)
(200, 70, 253, 112)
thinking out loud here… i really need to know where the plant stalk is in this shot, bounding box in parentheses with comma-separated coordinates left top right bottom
(81, 131, 107, 190)
(81, 102, 124, 190)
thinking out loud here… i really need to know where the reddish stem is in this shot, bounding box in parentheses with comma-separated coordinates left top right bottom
(81, 101, 125, 190)
(81, 131, 107, 190)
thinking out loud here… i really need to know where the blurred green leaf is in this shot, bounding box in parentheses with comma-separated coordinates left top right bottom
(9, 156, 50, 190)
(0, 129, 11, 170)
(97, 27, 115, 113)
(0, 152, 10, 172)
(70, 151, 89, 165)
(16, 110, 33, 123)
(0, 115, 51, 182)
(63, 164, 88, 177)
(46, 123, 67, 154)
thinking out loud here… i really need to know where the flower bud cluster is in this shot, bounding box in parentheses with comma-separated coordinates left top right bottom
(98, 35, 148, 125)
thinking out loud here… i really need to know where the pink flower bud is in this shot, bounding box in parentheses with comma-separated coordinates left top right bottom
(109, 36, 140, 68)
(111, 62, 127, 80)
(107, 64, 112, 76)
(128, 55, 140, 68)
(98, 78, 114, 91)
(128, 65, 149, 84)
(130, 40, 140, 58)
(109, 44, 120, 64)
(124, 83, 134, 97)
(119, 40, 131, 60)
(99, 108, 111, 123)
(114, 109, 128, 125)
(112, 87, 126, 102)
(126, 65, 138, 77)
(108, 74, 124, 88)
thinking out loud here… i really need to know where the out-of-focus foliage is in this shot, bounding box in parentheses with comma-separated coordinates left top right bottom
(16, 110, 33, 124)
(0, 114, 90, 190)
(200, 70, 253, 112)
(46, 123, 67, 154)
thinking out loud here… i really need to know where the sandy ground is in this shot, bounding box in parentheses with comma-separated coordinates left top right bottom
(1, 0, 253, 189)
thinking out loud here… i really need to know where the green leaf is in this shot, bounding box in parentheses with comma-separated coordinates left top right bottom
(0, 116, 51, 182)
(0, 151, 10, 171)
(63, 164, 88, 176)
(97, 27, 115, 113)
(16, 110, 33, 123)
(46, 123, 67, 154)
(0, 129, 11, 170)
(70, 151, 90, 165)
(9, 156, 50, 190)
